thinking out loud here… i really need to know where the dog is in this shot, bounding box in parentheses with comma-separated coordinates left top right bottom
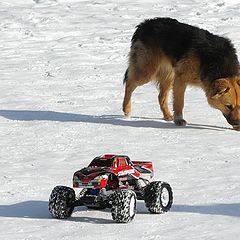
(122, 18, 240, 130)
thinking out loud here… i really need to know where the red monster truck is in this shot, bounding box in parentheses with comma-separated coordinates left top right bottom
(49, 154, 173, 223)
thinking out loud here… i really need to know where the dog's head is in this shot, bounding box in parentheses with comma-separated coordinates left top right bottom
(207, 77, 240, 130)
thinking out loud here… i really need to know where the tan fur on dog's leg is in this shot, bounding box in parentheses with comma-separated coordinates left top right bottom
(123, 40, 160, 117)
(123, 81, 137, 117)
(156, 56, 174, 121)
(173, 80, 187, 126)
(158, 76, 174, 121)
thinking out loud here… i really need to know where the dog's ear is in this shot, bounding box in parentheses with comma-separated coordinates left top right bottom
(211, 79, 230, 99)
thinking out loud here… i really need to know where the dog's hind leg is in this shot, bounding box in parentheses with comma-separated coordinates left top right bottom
(158, 80, 173, 121)
(122, 40, 157, 117)
(122, 79, 137, 117)
(122, 66, 150, 117)
(157, 59, 175, 121)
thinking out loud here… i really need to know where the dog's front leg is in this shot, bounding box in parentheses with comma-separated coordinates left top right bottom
(173, 80, 187, 126)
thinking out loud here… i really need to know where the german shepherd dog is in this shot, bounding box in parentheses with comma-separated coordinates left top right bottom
(122, 18, 240, 130)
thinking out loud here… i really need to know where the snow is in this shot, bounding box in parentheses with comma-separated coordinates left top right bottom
(0, 0, 240, 239)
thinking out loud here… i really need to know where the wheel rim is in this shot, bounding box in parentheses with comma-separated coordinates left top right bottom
(129, 195, 135, 217)
(161, 187, 170, 207)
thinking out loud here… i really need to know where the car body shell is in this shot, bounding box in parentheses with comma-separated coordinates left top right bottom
(73, 154, 153, 189)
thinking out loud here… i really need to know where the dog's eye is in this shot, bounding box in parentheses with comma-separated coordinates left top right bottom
(226, 104, 233, 110)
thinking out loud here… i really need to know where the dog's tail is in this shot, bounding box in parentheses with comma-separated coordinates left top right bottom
(123, 68, 129, 84)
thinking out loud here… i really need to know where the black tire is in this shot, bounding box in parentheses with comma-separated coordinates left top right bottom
(111, 189, 136, 223)
(49, 186, 75, 219)
(144, 181, 173, 214)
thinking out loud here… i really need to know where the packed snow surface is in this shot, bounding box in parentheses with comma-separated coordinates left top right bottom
(0, 0, 240, 239)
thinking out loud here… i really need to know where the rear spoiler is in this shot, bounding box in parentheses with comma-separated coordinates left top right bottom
(132, 161, 153, 174)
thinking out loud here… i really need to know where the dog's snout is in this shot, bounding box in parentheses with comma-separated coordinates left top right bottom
(225, 106, 240, 126)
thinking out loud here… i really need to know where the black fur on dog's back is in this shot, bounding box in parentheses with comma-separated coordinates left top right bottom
(131, 18, 239, 82)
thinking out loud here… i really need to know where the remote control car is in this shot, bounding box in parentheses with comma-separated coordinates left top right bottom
(49, 154, 173, 223)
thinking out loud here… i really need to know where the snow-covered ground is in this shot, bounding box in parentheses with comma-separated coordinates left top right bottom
(0, 0, 240, 239)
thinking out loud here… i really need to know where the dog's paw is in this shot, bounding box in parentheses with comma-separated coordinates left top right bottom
(163, 115, 173, 121)
(174, 118, 187, 126)
(123, 112, 131, 118)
